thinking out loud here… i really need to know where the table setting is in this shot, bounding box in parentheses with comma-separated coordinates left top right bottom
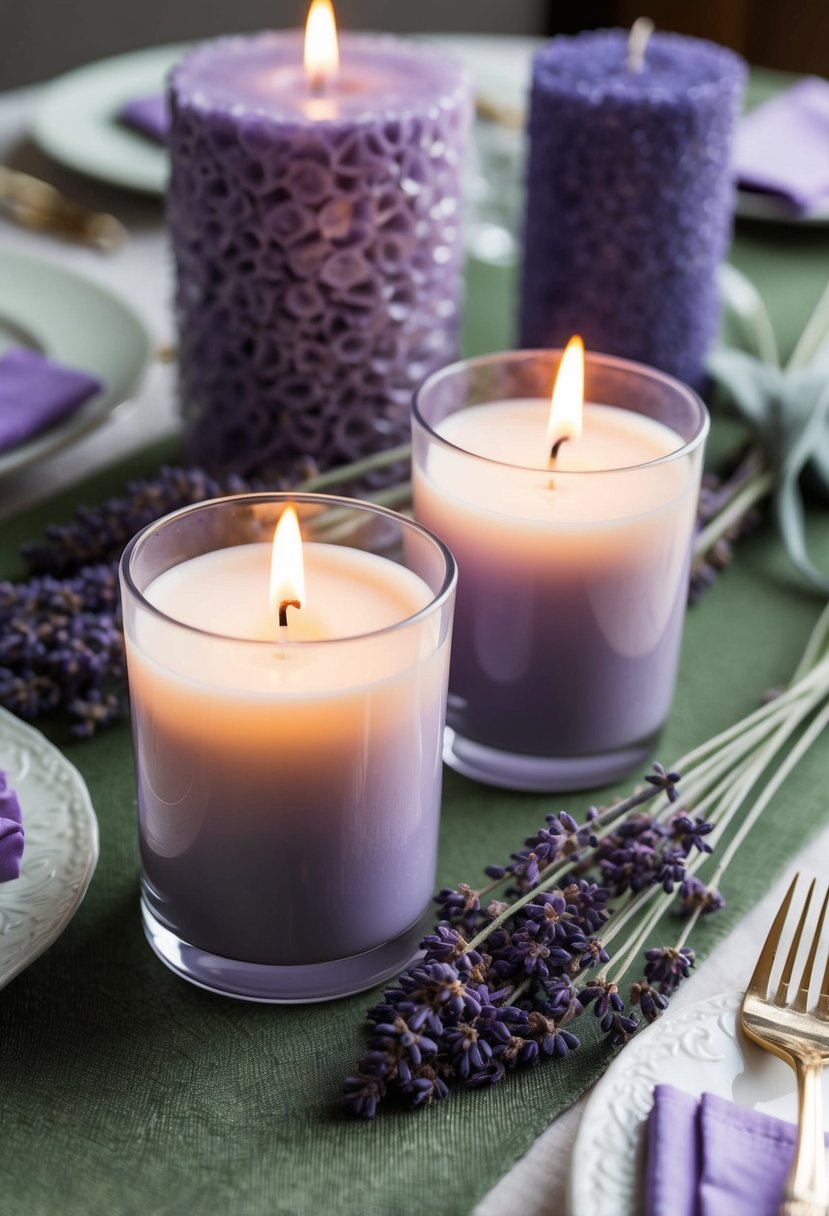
(1, 4, 829, 1214)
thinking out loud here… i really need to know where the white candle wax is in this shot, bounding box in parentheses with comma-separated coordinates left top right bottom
(429, 399, 685, 523)
(147, 542, 430, 637)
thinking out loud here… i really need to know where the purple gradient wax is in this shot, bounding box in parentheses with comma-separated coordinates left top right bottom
(119, 494, 457, 1002)
(519, 30, 746, 389)
(167, 32, 471, 481)
(412, 350, 708, 793)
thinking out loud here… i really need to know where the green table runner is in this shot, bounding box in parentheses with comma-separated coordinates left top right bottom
(1, 226, 829, 1216)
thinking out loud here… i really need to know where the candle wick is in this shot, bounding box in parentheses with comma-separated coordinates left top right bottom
(549, 436, 569, 467)
(279, 599, 301, 628)
(626, 16, 655, 73)
(309, 71, 326, 98)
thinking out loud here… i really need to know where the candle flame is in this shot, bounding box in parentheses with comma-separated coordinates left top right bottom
(547, 335, 584, 454)
(270, 506, 306, 624)
(304, 0, 339, 91)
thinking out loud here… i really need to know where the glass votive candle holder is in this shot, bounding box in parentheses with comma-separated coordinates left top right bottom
(412, 349, 709, 792)
(119, 493, 456, 1002)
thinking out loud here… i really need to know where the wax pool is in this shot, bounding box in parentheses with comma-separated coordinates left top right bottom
(412, 378, 706, 790)
(124, 541, 448, 971)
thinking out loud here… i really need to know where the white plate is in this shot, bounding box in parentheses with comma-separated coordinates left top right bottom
(31, 42, 187, 194)
(0, 708, 99, 990)
(567, 988, 829, 1216)
(0, 247, 152, 477)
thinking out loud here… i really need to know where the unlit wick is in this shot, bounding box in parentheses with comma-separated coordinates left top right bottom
(278, 599, 301, 627)
(626, 16, 655, 73)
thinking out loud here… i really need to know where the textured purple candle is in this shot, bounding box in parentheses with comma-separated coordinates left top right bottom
(519, 30, 746, 389)
(168, 32, 470, 480)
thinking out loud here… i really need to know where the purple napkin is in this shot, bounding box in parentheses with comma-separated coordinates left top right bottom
(118, 93, 169, 144)
(644, 1083, 829, 1216)
(0, 347, 102, 453)
(0, 771, 24, 883)
(735, 77, 829, 213)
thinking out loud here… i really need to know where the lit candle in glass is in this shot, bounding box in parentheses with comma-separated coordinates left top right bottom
(412, 345, 708, 792)
(120, 494, 456, 1002)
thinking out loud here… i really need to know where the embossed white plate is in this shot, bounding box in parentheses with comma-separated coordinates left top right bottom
(567, 988, 829, 1215)
(0, 708, 99, 989)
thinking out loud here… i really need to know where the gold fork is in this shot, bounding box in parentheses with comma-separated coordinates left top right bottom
(741, 875, 829, 1216)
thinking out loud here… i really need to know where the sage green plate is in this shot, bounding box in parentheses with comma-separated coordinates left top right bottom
(0, 247, 153, 477)
(29, 35, 539, 199)
(31, 43, 187, 195)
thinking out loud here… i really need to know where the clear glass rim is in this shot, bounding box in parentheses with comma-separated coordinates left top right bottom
(120, 491, 457, 647)
(412, 348, 710, 476)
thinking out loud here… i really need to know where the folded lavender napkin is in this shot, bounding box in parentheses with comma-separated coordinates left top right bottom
(118, 94, 169, 144)
(0, 347, 102, 452)
(735, 77, 829, 213)
(644, 1083, 829, 1216)
(0, 771, 24, 883)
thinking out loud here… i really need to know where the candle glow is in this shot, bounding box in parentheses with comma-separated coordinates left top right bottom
(304, 0, 339, 92)
(270, 505, 306, 625)
(547, 335, 584, 457)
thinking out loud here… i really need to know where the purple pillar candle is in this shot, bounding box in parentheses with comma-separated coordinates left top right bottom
(167, 28, 470, 481)
(412, 349, 708, 792)
(119, 493, 456, 1001)
(519, 30, 746, 389)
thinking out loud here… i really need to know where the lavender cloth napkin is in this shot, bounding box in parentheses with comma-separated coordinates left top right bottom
(644, 1083, 829, 1216)
(0, 771, 24, 883)
(735, 77, 829, 212)
(0, 347, 102, 453)
(118, 94, 169, 144)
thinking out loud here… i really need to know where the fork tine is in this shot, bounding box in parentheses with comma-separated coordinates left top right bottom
(816, 891, 829, 1019)
(792, 884, 828, 1013)
(776, 877, 815, 1007)
(747, 874, 799, 997)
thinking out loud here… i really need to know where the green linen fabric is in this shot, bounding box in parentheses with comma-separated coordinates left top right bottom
(2, 170, 829, 1216)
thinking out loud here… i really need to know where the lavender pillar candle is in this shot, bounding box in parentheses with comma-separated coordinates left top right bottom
(412, 349, 708, 793)
(167, 28, 470, 481)
(119, 494, 456, 1002)
(519, 30, 746, 389)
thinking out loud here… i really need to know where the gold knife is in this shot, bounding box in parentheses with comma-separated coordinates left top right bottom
(0, 165, 127, 253)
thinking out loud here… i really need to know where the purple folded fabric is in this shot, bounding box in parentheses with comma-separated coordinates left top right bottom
(0, 770, 24, 883)
(118, 93, 169, 144)
(644, 1083, 829, 1216)
(0, 347, 102, 452)
(735, 77, 829, 213)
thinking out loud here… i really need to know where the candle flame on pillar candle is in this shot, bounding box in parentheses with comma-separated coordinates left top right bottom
(270, 506, 306, 628)
(304, 0, 340, 93)
(547, 335, 585, 458)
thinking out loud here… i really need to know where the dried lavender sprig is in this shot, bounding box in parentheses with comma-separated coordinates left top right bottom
(606, 687, 829, 992)
(342, 603, 829, 1118)
(601, 604, 829, 990)
(22, 467, 258, 576)
(461, 766, 678, 957)
(342, 767, 708, 1118)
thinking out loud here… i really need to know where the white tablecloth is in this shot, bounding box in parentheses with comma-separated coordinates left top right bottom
(0, 82, 826, 1216)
